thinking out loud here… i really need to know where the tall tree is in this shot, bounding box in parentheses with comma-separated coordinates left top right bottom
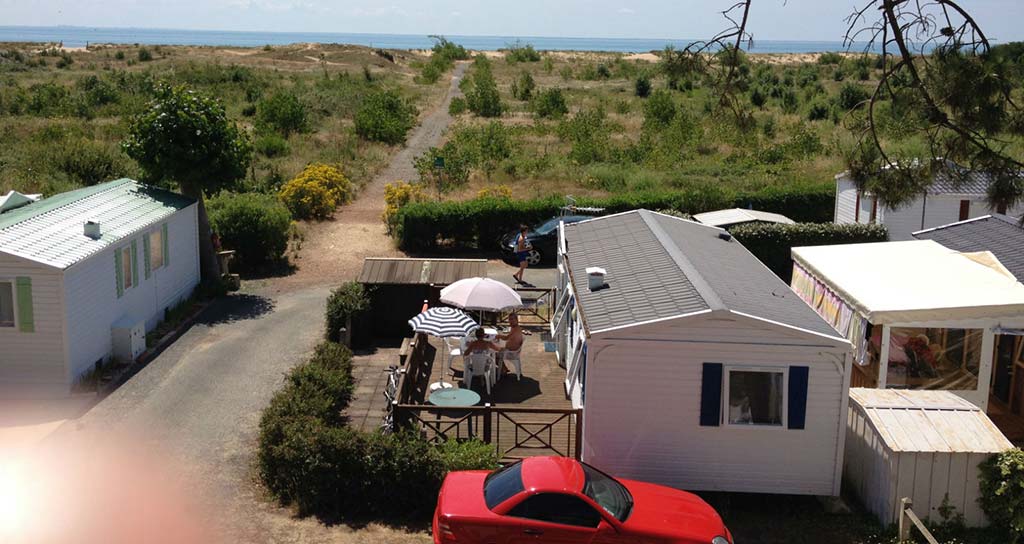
(123, 85, 253, 281)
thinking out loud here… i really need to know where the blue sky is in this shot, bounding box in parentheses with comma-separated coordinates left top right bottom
(3, 0, 1024, 43)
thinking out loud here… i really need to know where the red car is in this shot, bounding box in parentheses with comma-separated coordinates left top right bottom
(433, 456, 732, 544)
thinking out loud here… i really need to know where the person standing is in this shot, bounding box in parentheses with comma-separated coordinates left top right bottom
(513, 224, 530, 283)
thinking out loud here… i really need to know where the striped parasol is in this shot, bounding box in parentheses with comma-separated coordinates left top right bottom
(408, 307, 478, 338)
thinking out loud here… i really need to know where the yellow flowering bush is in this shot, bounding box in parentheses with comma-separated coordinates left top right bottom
(279, 163, 353, 220)
(383, 180, 427, 234)
(476, 185, 512, 200)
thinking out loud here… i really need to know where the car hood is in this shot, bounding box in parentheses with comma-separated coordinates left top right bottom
(619, 479, 727, 541)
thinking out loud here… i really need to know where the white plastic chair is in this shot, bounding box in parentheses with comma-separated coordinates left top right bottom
(502, 348, 523, 381)
(444, 337, 463, 377)
(464, 352, 494, 395)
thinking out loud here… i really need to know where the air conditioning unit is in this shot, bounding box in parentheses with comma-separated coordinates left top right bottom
(111, 316, 146, 363)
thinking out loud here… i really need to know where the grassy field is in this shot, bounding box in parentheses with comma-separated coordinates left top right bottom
(0, 41, 443, 197)
(432, 47, 1024, 204)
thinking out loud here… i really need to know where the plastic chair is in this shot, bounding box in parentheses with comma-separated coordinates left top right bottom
(444, 337, 463, 377)
(464, 352, 494, 395)
(502, 347, 523, 381)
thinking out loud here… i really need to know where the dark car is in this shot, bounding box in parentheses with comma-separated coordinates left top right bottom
(500, 215, 593, 265)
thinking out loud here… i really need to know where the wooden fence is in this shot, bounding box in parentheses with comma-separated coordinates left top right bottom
(898, 498, 939, 544)
(393, 403, 583, 462)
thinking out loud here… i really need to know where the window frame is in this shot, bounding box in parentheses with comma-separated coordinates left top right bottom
(149, 227, 164, 271)
(121, 245, 134, 291)
(0, 279, 17, 329)
(722, 365, 788, 429)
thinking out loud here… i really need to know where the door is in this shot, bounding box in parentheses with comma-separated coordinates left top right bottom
(507, 493, 602, 544)
(993, 335, 1016, 405)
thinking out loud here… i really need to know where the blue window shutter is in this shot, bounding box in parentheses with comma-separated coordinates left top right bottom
(788, 366, 810, 430)
(700, 363, 723, 427)
(115, 249, 124, 298)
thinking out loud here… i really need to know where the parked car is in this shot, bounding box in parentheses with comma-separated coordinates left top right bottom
(433, 456, 732, 544)
(500, 215, 593, 265)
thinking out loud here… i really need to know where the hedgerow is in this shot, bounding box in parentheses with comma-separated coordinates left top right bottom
(730, 222, 888, 281)
(393, 183, 837, 252)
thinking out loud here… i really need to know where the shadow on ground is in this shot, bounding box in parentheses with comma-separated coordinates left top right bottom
(198, 293, 277, 326)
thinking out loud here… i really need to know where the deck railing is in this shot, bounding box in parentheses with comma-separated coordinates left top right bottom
(393, 403, 583, 462)
(389, 330, 583, 462)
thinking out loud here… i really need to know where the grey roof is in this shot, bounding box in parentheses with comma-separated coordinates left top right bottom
(0, 178, 194, 269)
(928, 162, 1000, 196)
(563, 210, 844, 339)
(913, 214, 1024, 283)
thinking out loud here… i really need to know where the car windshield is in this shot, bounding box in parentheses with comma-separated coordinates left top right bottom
(484, 462, 525, 510)
(581, 463, 633, 522)
(533, 216, 588, 236)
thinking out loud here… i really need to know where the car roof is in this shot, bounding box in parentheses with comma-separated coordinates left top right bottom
(519, 457, 586, 494)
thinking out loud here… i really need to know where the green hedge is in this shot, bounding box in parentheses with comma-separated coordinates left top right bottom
(257, 339, 497, 520)
(394, 183, 836, 252)
(730, 222, 888, 281)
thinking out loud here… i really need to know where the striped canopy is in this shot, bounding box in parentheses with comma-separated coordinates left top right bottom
(408, 307, 478, 338)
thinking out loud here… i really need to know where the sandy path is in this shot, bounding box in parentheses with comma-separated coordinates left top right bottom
(272, 61, 467, 291)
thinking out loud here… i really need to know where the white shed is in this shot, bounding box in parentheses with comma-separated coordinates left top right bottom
(845, 388, 1012, 527)
(0, 179, 200, 397)
(554, 210, 853, 496)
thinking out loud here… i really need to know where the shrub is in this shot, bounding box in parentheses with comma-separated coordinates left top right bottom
(325, 281, 369, 342)
(114, 50, 126, 60)
(279, 163, 353, 220)
(383, 180, 428, 235)
(207, 192, 291, 269)
(256, 91, 308, 137)
(730, 222, 888, 281)
(643, 89, 677, 128)
(634, 75, 652, 98)
(532, 88, 568, 119)
(837, 82, 871, 111)
(781, 89, 799, 114)
(463, 56, 503, 117)
(560, 108, 609, 165)
(505, 42, 541, 63)
(979, 448, 1024, 539)
(817, 52, 844, 65)
(807, 100, 831, 121)
(448, 96, 467, 115)
(414, 142, 470, 195)
(750, 87, 767, 108)
(138, 47, 153, 62)
(394, 184, 838, 252)
(511, 70, 535, 101)
(52, 140, 127, 186)
(354, 89, 418, 144)
(254, 132, 290, 158)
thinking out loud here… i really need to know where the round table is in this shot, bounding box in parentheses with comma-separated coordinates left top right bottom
(428, 387, 481, 407)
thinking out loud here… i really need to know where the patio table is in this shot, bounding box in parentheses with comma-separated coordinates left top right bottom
(429, 387, 481, 407)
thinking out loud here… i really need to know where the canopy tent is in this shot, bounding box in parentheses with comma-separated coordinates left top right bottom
(792, 240, 1024, 325)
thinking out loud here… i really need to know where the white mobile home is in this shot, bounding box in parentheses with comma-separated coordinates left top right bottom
(791, 240, 1024, 414)
(553, 210, 853, 496)
(834, 163, 1024, 241)
(0, 179, 200, 397)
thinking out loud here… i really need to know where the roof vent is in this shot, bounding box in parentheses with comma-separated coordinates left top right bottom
(84, 221, 102, 240)
(718, 231, 732, 241)
(586, 267, 607, 292)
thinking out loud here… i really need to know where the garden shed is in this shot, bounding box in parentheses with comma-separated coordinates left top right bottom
(357, 258, 486, 342)
(845, 388, 1012, 527)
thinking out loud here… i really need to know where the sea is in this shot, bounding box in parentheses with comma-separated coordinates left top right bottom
(0, 26, 884, 54)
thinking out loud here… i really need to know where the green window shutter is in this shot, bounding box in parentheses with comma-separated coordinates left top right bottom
(115, 249, 124, 298)
(130, 239, 139, 288)
(15, 277, 34, 333)
(143, 233, 152, 280)
(162, 223, 170, 266)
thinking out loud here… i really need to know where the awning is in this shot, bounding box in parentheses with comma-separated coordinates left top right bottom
(792, 240, 1024, 325)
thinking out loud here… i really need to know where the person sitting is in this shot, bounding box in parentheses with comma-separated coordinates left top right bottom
(465, 328, 501, 355)
(497, 314, 524, 376)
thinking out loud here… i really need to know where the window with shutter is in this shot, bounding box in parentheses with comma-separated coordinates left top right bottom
(725, 368, 785, 427)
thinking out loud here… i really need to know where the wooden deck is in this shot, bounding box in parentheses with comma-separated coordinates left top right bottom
(394, 329, 580, 461)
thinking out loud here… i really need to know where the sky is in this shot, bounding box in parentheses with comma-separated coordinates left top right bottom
(2, 0, 1024, 43)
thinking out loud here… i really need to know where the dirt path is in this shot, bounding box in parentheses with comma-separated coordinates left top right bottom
(273, 61, 467, 291)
